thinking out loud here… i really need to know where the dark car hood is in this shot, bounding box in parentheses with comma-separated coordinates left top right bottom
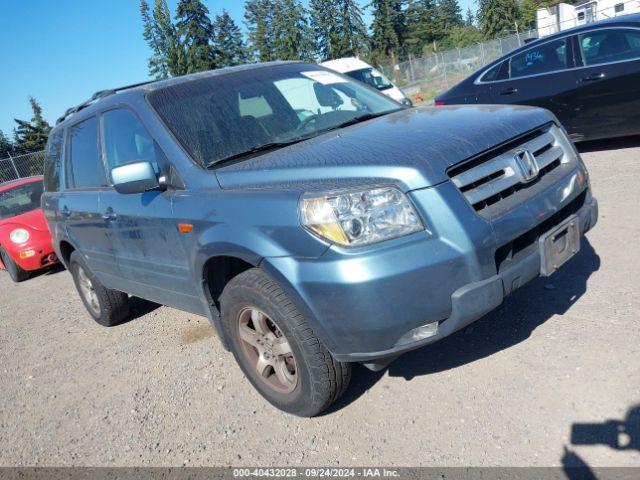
(216, 105, 555, 192)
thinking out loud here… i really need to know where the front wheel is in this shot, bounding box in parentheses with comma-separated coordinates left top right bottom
(0, 247, 29, 283)
(220, 268, 351, 417)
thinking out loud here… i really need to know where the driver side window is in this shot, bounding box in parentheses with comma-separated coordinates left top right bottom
(101, 109, 159, 172)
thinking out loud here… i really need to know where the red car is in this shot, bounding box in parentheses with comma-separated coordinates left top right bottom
(0, 176, 59, 282)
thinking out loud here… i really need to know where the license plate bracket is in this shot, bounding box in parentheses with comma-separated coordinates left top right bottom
(539, 214, 580, 277)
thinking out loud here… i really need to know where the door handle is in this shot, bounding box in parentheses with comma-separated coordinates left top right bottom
(499, 87, 518, 95)
(580, 72, 606, 82)
(61, 206, 71, 218)
(101, 207, 117, 221)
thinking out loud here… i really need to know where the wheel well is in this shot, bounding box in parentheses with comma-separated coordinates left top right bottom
(202, 256, 254, 310)
(59, 241, 75, 266)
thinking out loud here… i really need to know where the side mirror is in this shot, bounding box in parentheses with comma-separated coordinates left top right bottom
(110, 161, 160, 194)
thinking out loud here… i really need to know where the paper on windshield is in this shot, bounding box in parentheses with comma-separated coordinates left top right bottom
(301, 70, 346, 85)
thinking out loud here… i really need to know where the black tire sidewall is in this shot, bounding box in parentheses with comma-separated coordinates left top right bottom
(0, 247, 28, 282)
(69, 251, 129, 326)
(222, 283, 316, 415)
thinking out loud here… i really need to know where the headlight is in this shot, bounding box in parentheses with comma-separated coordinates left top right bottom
(401, 98, 413, 107)
(300, 187, 423, 246)
(10, 228, 30, 244)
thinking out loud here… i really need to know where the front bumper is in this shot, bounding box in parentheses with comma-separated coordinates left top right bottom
(263, 182, 597, 363)
(3, 233, 58, 272)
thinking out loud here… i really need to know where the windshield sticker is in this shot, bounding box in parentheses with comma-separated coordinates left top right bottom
(301, 70, 346, 85)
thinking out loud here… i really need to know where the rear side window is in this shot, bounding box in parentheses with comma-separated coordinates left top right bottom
(67, 116, 105, 189)
(509, 39, 568, 78)
(102, 109, 158, 171)
(479, 62, 503, 82)
(579, 29, 640, 66)
(43, 129, 63, 192)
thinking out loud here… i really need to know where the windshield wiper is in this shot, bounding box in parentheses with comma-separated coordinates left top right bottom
(207, 138, 309, 168)
(318, 111, 397, 134)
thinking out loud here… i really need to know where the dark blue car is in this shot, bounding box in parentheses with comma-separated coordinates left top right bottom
(42, 62, 598, 416)
(436, 14, 640, 142)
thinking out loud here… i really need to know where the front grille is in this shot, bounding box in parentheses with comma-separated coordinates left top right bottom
(448, 124, 575, 217)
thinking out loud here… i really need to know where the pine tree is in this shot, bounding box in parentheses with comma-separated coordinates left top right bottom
(214, 10, 249, 66)
(370, 0, 405, 64)
(175, 0, 218, 72)
(0, 130, 13, 158)
(333, 0, 369, 58)
(139, 0, 188, 78)
(309, 0, 339, 60)
(245, 0, 277, 61)
(477, 0, 521, 38)
(13, 98, 51, 153)
(465, 7, 475, 26)
(404, 0, 439, 57)
(437, 0, 464, 35)
(272, 0, 315, 61)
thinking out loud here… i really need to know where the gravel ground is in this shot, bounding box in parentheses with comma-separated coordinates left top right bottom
(1, 137, 639, 468)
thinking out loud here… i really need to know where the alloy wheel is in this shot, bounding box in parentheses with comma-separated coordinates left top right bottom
(236, 307, 298, 394)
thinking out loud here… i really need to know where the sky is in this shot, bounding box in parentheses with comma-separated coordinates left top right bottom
(0, 0, 476, 137)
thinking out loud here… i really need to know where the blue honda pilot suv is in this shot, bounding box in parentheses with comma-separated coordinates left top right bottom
(42, 62, 598, 416)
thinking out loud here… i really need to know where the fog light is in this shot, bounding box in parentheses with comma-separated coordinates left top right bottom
(396, 321, 439, 346)
(19, 249, 35, 259)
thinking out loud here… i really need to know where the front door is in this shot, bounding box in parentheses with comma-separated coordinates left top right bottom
(489, 36, 577, 130)
(98, 108, 198, 312)
(569, 28, 640, 141)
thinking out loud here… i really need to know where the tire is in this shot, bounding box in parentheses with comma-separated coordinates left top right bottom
(220, 268, 351, 417)
(0, 247, 29, 283)
(69, 250, 130, 326)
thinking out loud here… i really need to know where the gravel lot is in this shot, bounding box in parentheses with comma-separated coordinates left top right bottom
(1, 137, 638, 468)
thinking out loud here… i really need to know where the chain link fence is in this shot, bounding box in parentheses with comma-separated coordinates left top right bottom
(379, 29, 540, 103)
(0, 150, 46, 184)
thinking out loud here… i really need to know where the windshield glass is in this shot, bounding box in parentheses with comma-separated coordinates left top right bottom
(147, 64, 402, 167)
(345, 67, 394, 91)
(0, 180, 44, 220)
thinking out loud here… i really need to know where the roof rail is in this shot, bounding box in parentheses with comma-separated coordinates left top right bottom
(55, 79, 157, 125)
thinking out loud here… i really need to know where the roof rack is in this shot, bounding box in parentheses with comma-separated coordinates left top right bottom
(55, 79, 157, 125)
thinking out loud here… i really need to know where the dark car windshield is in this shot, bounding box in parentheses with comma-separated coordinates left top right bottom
(0, 180, 44, 220)
(147, 64, 402, 167)
(345, 67, 394, 91)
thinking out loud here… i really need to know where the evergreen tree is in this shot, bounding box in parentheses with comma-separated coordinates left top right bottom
(404, 0, 439, 57)
(370, 0, 405, 64)
(175, 0, 218, 72)
(214, 10, 249, 66)
(245, 0, 277, 61)
(437, 0, 464, 34)
(334, 0, 369, 58)
(310, 0, 367, 60)
(139, 0, 188, 78)
(13, 98, 51, 152)
(309, 0, 340, 60)
(272, 0, 315, 61)
(477, 0, 521, 38)
(0, 130, 13, 158)
(465, 7, 475, 26)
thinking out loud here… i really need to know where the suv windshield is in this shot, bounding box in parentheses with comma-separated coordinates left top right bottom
(0, 180, 44, 220)
(345, 67, 394, 91)
(147, 64, 402, 167)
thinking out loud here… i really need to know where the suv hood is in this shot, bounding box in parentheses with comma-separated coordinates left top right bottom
(216, 105, 556, 192)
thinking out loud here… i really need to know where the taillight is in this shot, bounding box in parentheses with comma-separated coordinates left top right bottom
(434, 100, 445, 106)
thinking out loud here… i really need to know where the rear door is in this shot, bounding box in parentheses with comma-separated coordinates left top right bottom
(569, 27, 640, 140)
(489, 36, 577, 129)
(59, 116, 116, 277)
